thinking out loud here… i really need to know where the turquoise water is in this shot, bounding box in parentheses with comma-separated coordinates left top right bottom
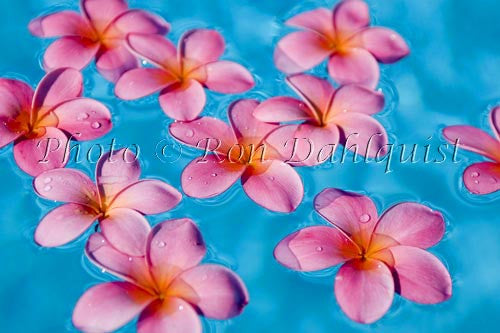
(1, 0, 499, 332)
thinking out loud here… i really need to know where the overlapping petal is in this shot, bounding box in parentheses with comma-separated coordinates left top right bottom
(443, 125, 500, 162)
(462, 162, 500, 194)
(199, 61, 254, 94)
(115, 68, 176, 100)
(328, 48, 379, 89)
(332, 0, 370, 35)
(137, 298, 201, 333)
(159, 80, 207, 121)
(29, 11, 92, 38)
(43, 37, 99, 71)
(179, 29, 225, 65)
(286, 8, 333, 36)
(95, 45, 140, 83)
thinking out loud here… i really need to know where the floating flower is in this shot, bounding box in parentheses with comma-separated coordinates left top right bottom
(0, 68, 111, 176)
(254, 74, 387, 165)
(115, 29, 254, 121)
(73, 218, 248, 332)
(275, 188, 452, 324)
(29, 0, 169, 82)
(33, 148, 181, 256)
(443, 106, 500, 194)
(169, 99, 303, 212)
(275, 0, 409, 88)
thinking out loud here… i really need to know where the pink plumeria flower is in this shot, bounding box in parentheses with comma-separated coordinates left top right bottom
(115, 29, 254, 121)
(73, 218, 248, 332)
(254, 73, 387, 165)
(443, 106, 500, 195)
(29, 0, 169, 82)
(169, 99, 304, 212)
(275, 0, 409, 88)
(33, 148, 181, 256)
(275, 188, 452, 324)
(0, 68, 111, 176)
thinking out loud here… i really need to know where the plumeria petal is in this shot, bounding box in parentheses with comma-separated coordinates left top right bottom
(43, 37, 99, 72)
(375, 202, 445, 249)
(286, 8, 333, 36)
(274, 226, 359, 271)
(107, 9, 169, 36)
(137, 298, 201, 333)
(229, 99, 279, 144)
(242, 160, 303, 213)
(328, 84, 385, 117)
(126, 33, 178, 69)
(286, 74, 335, 117)
(95, 45, 139, 83)
(360, 27, 410, 63)
(253, 97, 313, 123)
(333, 112, 388, 158)
(100, 208, 151, 257)
(328, 48, 379, 89)
(13, 127, 69, 176)
(34, 168, 97, 205)
(73, 281, 154, 333)
(34, 203, 98, 247)
(96, 148, 141, 200)
(335, 259, 394, 324)
(181, 155, 245, 198)
(53, 98, 112, 141)
(443, 125, 500, 162)
(81, 0, 128, 32)
(115, 68, 176, 100)
(29, 11, 92, 37)
(462, 162, 500, 194)
(147, 219, 206, 290)
(170, 264, 249, 319)
(33, 68, 83, 113)
(0, 79, 33, 148)
(110, 179, 182, 214)
(198, 61, 254, 94)
(159, 80, 206, 121)
(0, 122, 20, 149)
(180, 29, 225, 65)
(314, 188, 378, 249)
(274, 31, 330, 74)
(390, 245, 452, 304)
(490, 106, 500, 139)
(332, 0, 370, 35)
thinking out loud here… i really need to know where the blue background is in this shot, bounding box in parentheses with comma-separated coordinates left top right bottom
(0, 0, 499, 332)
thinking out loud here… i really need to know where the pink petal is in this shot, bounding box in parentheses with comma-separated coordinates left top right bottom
(490, 106, 500, 139)
(198, 61, 254, 94)
(0, 122, 20, 149)
(13, 127, 69, 176)
(126, 33, 178, 69)
(286, 74, 335, 118)
(53, 98, 112, 140)
(229, 99, 279, 144)
(360, 27, 410, 63)
(33, 68, 83, 113)
(333, 112, 388, 158)
(442, 125, 500, 162)
(286, 8, 334, 36)
(169, 264, 249, 319)
(81, 0, 128, 32)
(314, 188, 378, 249)
(328, 48, 379, 89)
(100, 208, 151, 257)
(86, 232, 152, 286)
(274, 31, 330, 74)
(332, 0, 370, 35)
(73, 281, 154, 333)
(0, 79, 33, 148)
(328, 84, 385, 117)
(137, 298, 201, 333)
(274, 226, 359, 271)
(115, 68, 176, 100)
(33, 168, 98, 205)
(181, 155, 245, 198)
(179, 29, 225, 65)
(29, 11, 92, 37)
(375, 202, 445, 249)
(462, 162, 500, 195)
(34, 203, 98, 247)
(107, 9, 169, 36)
(242, 160, 303, 213)
(96, 148, 141, 200)
(169, 117, 238, 154)
(390, 245, 452, 304)
(147, 219, 206, 290)
(110, 179, 182, 214)
(253, 97, 313, 123)
(43, 37, 99, 71)
(95, 45, 139, 83)
(159, 80, 206, 121)
(335, 259, 394, 324)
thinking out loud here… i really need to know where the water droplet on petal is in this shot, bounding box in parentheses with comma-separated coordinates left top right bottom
(335, 275, 343, 281)
(201, 274, 208, 281)
(316, 246, 323, 252)
(187, 176, 193, 180)
(128, 257, 133, 262)
(474, 180, 479, 184)
(211, 173, 217, 177)
(91, 121, 102, 129)
(185, 129, 194, 137)
(359, 214, 371, 223)
(471, 171, 479, 178)
(390, 34, 397, 40)
(269, 176, 275, 181)
(101, 268, 106, 273)
(377, 264, 383, 268)
(158, 241, 166, 248)
(178, 305, 184, 310)
(43, 185, 52, 192)
(44, 177, 52, 184)
(77, 112, 89, 121)
(342, 108, 348, 113)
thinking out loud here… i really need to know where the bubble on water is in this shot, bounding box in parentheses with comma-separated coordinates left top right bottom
(158, 241, 166, 248)
(43, 177, 52, 184)
(91, 121, 102, 129)
(471, 172, 479, 178)
(77, 112, 89, 121)
(316, 246, 323, 252)
(101, 268, 106, 273)
(43, 185, 52, 192)
(359, 214, 371, 223)
(185, 129, 194, 137)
